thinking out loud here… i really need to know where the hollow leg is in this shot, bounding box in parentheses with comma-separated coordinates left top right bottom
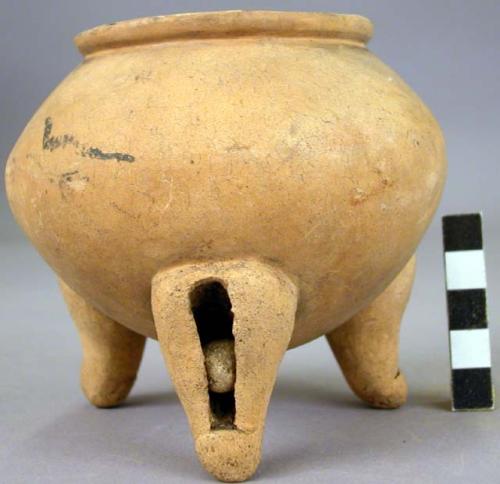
(151, 260, 298, 482)
(59, 281, 146, 408)
(326, 256, 416, 409)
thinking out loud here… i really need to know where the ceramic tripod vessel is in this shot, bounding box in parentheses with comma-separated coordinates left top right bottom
(5, 11, 446, 482)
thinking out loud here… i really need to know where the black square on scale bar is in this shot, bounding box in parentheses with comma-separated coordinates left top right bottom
(443, 214, 483, 252)
(447, 289, 487, 330)
(452, 368, 494, 410)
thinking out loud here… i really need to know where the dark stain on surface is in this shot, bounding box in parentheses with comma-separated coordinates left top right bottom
(43, 117, 135, 163)
(58, 170, 90, 185)
(60, 170, 80, 181)
(58, 170, 90, 200)
(84, 146, 134, 162)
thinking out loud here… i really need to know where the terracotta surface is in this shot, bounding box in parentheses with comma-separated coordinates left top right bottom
(152, 259, 298, 481)
(5, 11, 446, 482)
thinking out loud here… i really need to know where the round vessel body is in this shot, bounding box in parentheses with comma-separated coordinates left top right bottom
(5, 11, 446, 347)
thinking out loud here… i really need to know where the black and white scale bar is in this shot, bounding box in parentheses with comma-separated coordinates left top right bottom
(443, 213, 494, 411)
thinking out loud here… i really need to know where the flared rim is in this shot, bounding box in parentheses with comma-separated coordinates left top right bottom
(75, 10, 373, 56)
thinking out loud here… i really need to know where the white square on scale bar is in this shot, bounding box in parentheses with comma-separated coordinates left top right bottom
(450, 329, 491, 370)
(445, 250, 487, 290)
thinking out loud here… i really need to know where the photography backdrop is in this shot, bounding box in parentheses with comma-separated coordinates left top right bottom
(1, 1, 499, 483)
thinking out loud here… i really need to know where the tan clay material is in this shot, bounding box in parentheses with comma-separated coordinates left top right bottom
(152, 260, 298, 481)
(5, 11, 446, 482)
(203, 340, 236, 393)
(327, 255, 416, 409)
(59, 280, 146, 408)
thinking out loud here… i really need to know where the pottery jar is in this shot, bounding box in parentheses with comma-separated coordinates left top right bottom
(5, 11, 446, 482)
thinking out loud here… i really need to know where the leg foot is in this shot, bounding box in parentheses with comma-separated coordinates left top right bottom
(195, 430, 261, 483)
(326, 256, 416, 409)
(151, 260, 298, 482)
(60, 281, 146, 408)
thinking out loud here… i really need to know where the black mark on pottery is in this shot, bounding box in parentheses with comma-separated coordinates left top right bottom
(43, 117, 135, 163)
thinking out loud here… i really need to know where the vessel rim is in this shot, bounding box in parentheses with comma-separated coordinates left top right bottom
(75, 10, 373, 56)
